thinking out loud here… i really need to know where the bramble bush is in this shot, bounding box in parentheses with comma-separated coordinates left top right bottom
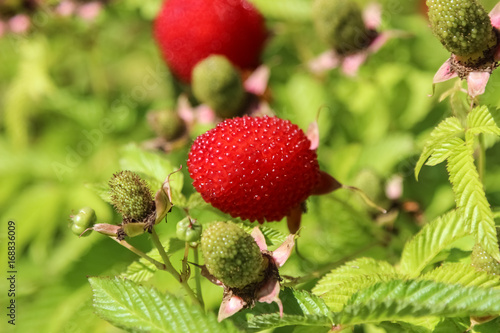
(2, 0, 500, 332)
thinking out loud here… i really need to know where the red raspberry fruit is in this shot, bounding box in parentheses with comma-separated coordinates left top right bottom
(187, 116, 320, 223)
(153, 0, 268, 83)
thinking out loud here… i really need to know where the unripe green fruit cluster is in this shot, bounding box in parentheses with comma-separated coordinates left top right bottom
(427, 0, 497, 57)
(71, 207, 96, 236)
(192, 55, 246, 118)
(201, 221, 264, 288)
(109, 171, 154, 221)
(312, 0, 371, 54)
(176, 217, 202, 242)
(471, 244, 500, 275)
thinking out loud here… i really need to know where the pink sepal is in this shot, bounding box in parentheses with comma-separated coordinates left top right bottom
(177, 95, 215, 125)
(77, 2, 102, 21)
(251, 227, 268, 252)
(363, 3, 382, 30)
(218, 295, 246, 321)
(467, 71, 490, 98)
(433, 59, 457, 83)
(308, 50, 341, 75)
(307, 120, 320, 151)
(342, 52, 368, 77)
(489, 2, 500, 29)
(256, 279, 284, 317)
(244, 65, 270, 96)
(272, 234, 295, 267)
(8, 14, 30, 34)
(368, 32, 391, 53)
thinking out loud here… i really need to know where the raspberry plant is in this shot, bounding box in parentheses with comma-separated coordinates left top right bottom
(4, 0, 500, 333)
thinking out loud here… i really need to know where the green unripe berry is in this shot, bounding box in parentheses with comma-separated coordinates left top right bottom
(147, 110, 186, 141)
(427, 0, 497, 58)
(312, 0, 373, 55)
(70, 207, 96, 237)
(201, 221, 264, 288)
(192, 55, 246, 118)
(471, 244, 500, 275)
(109, 171, 154, 222)
(176, 217, 202, 242)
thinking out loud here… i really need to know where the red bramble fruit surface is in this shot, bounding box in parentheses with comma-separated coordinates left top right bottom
(153, 0, 267, 83)
(187, 116, 320, 223)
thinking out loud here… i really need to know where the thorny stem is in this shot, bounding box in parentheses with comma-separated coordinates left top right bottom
(111, 237, 166, 270)
(150, 228, 202, 308)
(192, 245, 205, 308)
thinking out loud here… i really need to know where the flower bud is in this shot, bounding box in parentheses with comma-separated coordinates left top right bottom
(109, 171, 154, 222)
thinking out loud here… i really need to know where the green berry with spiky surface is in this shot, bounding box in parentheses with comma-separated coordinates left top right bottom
(471, 244, 500, 275)
(192, 55, 246, 118)
(427, 0, 497, 59)
(312, 0, 373, 55)
(201, 221, 265, 288)
(109, 171, 154, 222)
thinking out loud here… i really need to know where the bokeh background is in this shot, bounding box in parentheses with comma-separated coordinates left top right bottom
(2, 0, 500, 332)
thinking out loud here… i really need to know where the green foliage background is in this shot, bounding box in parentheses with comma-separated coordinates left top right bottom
(2, 0, 500, 332)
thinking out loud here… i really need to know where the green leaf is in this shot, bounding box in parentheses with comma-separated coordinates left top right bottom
(313, 258, 400, 312)
(415, 116, 464, 180)
(246, 289, 332, 331)
(121, 238, 185, 282)
(85, 181, 112, 204)
(466, 106, 500, 137)
(447, 141, 499, 261)
(333, 279, 500, 326)
(89, 277, 239, 333)
(240, 223, 288, 247)
(249, 0, 312, 21)
(400, 210, 469, 276)
(421, 263, 500, 289)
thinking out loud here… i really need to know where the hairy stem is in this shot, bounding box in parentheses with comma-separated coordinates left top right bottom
(150, 229, 201, 307)
(193, 245, 205, 308)
(112, 237, 166, 270)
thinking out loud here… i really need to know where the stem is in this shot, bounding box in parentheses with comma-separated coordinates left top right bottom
(478, 134, 486, 183)
(150, 229, 202, 307)
(111, 237, 166, 270)
(193, 245, 205, 308)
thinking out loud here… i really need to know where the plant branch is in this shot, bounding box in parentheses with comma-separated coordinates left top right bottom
(111, 237, 165, 271)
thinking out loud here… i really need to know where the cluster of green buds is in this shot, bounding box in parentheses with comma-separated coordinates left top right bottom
(70, 207, 97, 237)
(471, 244, 500, 275)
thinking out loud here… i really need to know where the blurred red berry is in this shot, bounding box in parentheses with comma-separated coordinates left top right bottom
(153, 0, 267, 83)
(187, 116, 320, 223)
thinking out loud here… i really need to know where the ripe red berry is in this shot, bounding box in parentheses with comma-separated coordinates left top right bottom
(153, 0, 268, 83)
(187, 116, 320, 223)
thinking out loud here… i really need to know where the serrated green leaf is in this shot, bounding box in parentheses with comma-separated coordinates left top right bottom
(240, 223, 288, 247)
(447, 141, 499, 261)
(313, 258, 400, 312)
(245, 288, 332, 331)
(421, 263, 500, 289)
(121, 238, 185, 282)
(248, 314, 331, 330)
(415, 116, 464, 180)
(313, 258, 398, 295)
(89, 277, 239, 333)
(400, 210, 468, 276)
(466, 106, 500, 137)
(85, 181, 112, 204)
(333, 279, 500, 326)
